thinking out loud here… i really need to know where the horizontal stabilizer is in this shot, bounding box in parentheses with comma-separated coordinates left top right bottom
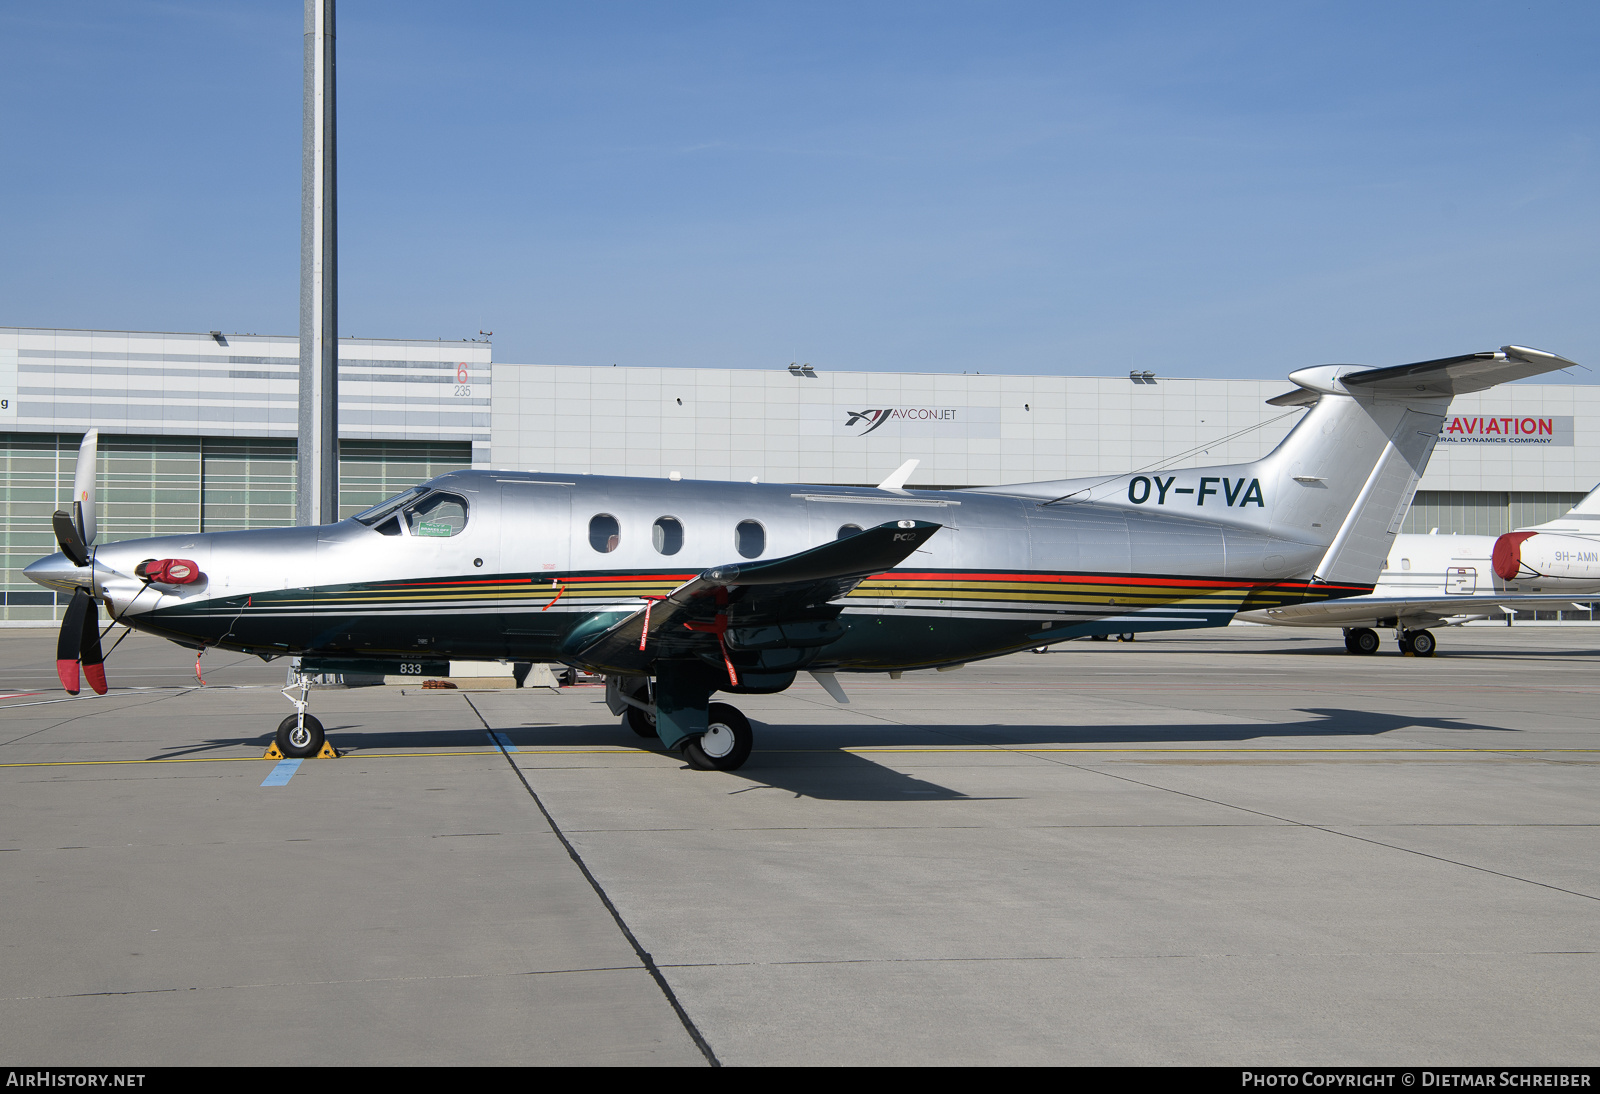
(1267, 346, 1579, 406)
(1340, 345, 1578, 397)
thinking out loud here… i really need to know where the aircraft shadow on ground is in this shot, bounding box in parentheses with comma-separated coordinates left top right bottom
(176, 706, 1515, 801)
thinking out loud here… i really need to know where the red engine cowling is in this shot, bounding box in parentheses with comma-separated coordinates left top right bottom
(136, 558, 202, 585)
(1490, 532, 1537, 582)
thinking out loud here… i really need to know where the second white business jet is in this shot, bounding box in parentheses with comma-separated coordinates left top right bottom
(1236, 487, 1600, 655)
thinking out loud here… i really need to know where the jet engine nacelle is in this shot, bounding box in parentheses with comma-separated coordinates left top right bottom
(1492, 531, 1600, 584)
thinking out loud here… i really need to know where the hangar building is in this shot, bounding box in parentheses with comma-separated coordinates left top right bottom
(3, 325, 1595, 623)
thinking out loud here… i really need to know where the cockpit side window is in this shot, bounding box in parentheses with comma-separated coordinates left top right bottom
(404, 492, 469, 537)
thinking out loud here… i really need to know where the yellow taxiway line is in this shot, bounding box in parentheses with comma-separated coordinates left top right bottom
(1, 746, 1597, 770)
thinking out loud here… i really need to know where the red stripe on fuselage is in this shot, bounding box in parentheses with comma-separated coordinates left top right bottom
(862, 572, 1355, 590)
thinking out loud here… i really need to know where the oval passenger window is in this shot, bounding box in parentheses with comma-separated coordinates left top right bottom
(653, 516, 683, 555)
(735, 520, 764, 559)
(589, 513, 621, 553)
(837, 524, 861, 540)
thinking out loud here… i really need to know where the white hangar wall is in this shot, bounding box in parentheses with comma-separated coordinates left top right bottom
(489, 362, 1600, 496)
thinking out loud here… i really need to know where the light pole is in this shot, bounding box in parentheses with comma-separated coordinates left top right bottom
(297, 0, 338, 526)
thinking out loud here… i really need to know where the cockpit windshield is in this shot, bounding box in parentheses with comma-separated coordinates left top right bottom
(353, 487, 425, 526)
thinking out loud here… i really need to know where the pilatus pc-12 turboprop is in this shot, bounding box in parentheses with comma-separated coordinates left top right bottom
(25, 346, 1576, 771)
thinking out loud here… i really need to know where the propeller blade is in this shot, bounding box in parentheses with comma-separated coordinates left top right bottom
(57, 589, 89, 695)
(79, 595, 107, 696)
(72, 428, 98, 546)
(51, 509, 89, 567)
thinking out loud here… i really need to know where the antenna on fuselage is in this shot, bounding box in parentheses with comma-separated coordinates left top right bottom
(877, 459, 919, 493)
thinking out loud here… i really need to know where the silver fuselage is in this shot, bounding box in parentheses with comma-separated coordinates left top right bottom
(25, 468, 1344, 671)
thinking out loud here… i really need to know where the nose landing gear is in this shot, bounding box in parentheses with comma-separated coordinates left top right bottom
(266, 667, 337, 758)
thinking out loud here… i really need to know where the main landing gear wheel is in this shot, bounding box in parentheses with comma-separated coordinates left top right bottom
(1406, 629, 1437, 657)
(624, 683, 658, 738)
(626, 704, 658, 738)
(683, 703, 753, 772)
(1345, 628, 1381, 655)
(275, 714, 325, 759)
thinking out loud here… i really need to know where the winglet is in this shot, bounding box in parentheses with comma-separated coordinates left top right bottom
(877, 459, 919, 492)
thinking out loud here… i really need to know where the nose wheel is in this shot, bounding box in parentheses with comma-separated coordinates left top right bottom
(269, 664, 337, 758)
(683, 703, 753, 771)
(275, 714, 326, 758)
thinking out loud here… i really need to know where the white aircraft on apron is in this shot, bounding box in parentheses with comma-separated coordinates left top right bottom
(1237, 484, 1600, 654)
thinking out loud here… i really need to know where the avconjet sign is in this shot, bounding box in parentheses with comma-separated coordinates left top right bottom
(823, 405, 1002, 439)
(1438, 415, 1573, 446)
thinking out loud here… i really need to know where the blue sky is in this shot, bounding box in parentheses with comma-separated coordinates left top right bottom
(2, 1, 1596, 380)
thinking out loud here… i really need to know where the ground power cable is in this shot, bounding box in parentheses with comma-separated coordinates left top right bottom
(462, 694, 721, 1067)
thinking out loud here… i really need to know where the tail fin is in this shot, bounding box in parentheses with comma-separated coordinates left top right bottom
(1517, 481, 1600, 534)
(987, 346, 1579, 585)
(1267, 346, 1577, 582)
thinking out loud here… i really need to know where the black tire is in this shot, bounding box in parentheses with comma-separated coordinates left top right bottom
(1343, 634, 1359, 653)
(683, 703, 753, 772)
(1090, 634, 1110, 642)
(275, 714, 325, 758)
(626, 703, 658, 738)
(1408, 629, 1437, 657)
(1119, 633, 1135, 642)
(1350, 628, 1381, 655)
(1397, 635, 1413, 654)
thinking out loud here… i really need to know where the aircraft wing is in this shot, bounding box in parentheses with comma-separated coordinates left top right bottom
(572, 519, 943, 674)
(1239, 592, 1598, 628)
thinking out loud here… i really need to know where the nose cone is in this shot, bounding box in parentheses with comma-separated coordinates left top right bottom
(23, 552, 92, 592)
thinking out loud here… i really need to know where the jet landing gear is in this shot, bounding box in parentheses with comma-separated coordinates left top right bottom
(1397, 629, 1437, 657)
(1343, 628, 1381, 655)
(1342, 627, 1436, 657)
